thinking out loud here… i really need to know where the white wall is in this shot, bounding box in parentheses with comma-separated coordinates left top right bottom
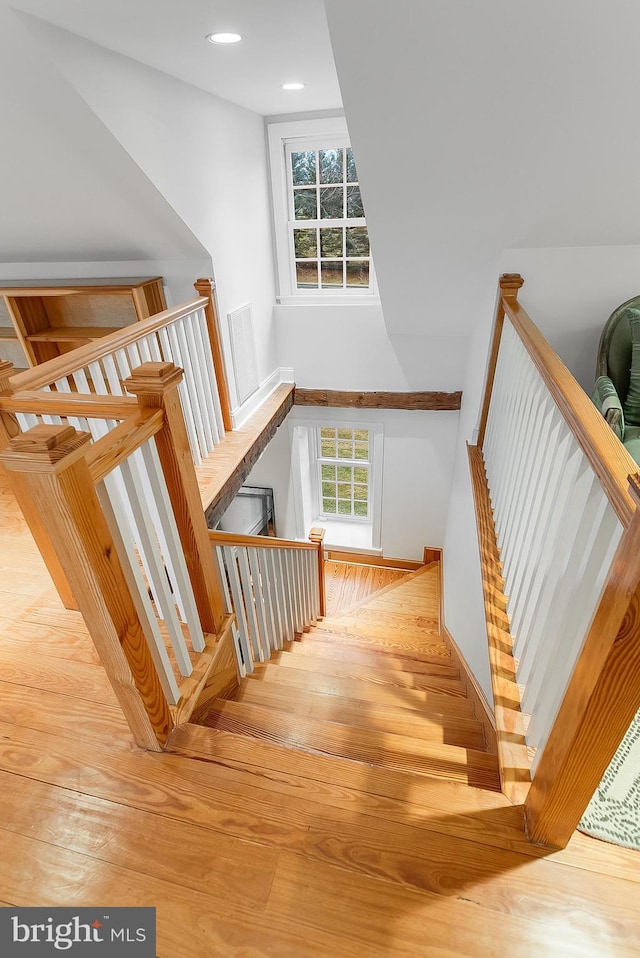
(245, 404, 459, 561)
(499, 246, 640, 393)
(0, 4, 207, 281)
(325, 0, 640, 340)
(275, 304, 466, 390)
(20, 14, 279, 405)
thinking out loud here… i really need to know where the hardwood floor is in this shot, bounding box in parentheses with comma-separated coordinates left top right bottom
(1, 465, 639, 956)
(324, 558, 409, 615)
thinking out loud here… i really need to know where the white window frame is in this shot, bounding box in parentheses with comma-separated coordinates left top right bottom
(267, 117, 379, 305)
(315, 426, 372, 523)
(289, 415, 384, 552)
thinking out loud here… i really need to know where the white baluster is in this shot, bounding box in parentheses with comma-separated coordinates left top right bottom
(257, 549, 278, 651)
(248, 548, 271, 659)
(118, 450, 193, 677)
(103, 354, 124, 396)
(159, 325, 201, 465)
(97, 475, 179, 703)
(237, 547, 265, 663)
(195, 306, 224, 439)
(266, 550, 284, 650)
(222, 546, 252, 675)
(169, 320, 208, 460)
(528, 505, 623, 764)
(182, 311, 216, 452)
(278, 550, 295, 641)
(139, 438, 205, 652)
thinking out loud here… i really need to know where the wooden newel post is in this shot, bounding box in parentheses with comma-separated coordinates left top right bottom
(125, 361, 227, 634)
(0, 360, 20, 450)
(524, 471, 640, 848)
(0, 424, 173, 750)
(0, 365, 77, 611)
(477, 274, 524, 450)
(308, 526, 326, 617)
(194, 278, 233, 433)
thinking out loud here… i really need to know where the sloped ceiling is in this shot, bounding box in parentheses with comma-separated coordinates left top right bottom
(0, 3, 208, 266)
(325, 0, 640, 334)
(8, 0, 341, 116)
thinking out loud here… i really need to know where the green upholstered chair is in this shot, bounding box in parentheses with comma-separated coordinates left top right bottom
(594, 294, 640, 465)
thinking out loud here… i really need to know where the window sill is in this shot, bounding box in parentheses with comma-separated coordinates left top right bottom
(312, 517, 380, 553)
(276, 294, 381, 308)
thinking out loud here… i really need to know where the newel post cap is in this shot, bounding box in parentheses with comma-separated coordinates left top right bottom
(0, 423, 91, 472)
(124, 361, 184, 397)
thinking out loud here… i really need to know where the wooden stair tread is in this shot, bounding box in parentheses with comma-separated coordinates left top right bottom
(170, 722, 501, 792)
(245, 664, 477, 716)
(286, 638, 458, 676)
(306, 626, 449, 658)
(235, 680, 487, 749)
(265, 649, 462, 689)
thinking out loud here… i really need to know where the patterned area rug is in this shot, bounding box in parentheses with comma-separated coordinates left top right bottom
(578, 708, 640, 851)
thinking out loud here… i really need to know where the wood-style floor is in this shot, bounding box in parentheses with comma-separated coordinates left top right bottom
(1, 465, 639, 956)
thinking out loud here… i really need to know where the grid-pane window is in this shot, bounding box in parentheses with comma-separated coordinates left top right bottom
(288, 143, 371, 292)
(318, 427, 370, 519)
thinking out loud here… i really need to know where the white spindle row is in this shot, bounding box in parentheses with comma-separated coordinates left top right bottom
(216, 543, 320, 676)
(483, 320, 625, 768)
(94, 433, 207, 701)
(15, 304, 224, 467)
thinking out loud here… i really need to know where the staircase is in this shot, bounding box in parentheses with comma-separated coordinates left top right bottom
(170, 562, 500, 793)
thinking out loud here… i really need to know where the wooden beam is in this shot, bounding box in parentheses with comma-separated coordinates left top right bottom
(0, 425, 172, 749)
(202, 384, 294, 527)
(524, 472, 640, 848)
(467, 443, 531, 804)
(293, 389, 462, 410)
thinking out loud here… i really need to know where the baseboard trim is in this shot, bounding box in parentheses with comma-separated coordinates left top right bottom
(325, 549, 423, 571)
(435, 556, 498, 754)
(231, 367, 294, 430)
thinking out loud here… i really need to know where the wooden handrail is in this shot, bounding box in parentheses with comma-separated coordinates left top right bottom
(0, 390, 137, 420)
(8, 297, 208, 392)
(85, 409, 165, 484)
(208, 529, 318, 551)
(503, 296, 638, 527)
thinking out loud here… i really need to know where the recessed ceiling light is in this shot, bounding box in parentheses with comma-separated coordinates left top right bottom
(206, 32, 243, 44)
(281, 82, 307, 91)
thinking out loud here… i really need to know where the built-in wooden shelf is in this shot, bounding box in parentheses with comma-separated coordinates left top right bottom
(25, 326, 122, 343)
(0, 277, 166, 367)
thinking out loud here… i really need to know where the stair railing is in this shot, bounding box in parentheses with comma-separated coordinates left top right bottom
(0, 361, 233, 751)
(470, 273, 640, 848)
(1, 278, 232, 466)
(209, 527, 324, 678)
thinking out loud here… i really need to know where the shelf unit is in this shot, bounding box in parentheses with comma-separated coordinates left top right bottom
(0, 277, 166, 368)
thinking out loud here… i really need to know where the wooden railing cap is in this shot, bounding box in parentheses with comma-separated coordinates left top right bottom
(309, 527, 326, 543)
